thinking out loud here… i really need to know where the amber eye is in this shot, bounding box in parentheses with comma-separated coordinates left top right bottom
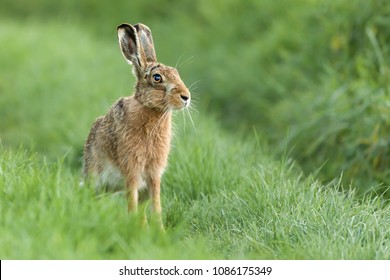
(153, 74, 162, 83)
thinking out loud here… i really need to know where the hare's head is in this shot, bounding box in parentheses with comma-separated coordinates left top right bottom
(117, 23, 190, 112)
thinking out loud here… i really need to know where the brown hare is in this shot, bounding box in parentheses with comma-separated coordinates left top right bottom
(83, 23, 191, 228)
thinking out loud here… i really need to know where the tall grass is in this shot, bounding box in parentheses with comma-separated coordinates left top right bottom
(1, 119, 390, 259)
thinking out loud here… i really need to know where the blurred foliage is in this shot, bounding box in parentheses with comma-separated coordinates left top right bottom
(1, 0, 389, 195)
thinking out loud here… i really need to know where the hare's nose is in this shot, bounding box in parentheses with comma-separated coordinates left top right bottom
(180, 95, 189, 102)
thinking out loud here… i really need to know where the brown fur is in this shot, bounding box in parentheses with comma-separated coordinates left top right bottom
(83, 23, 190, 228)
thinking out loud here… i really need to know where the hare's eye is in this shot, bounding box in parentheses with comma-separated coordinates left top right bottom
(153, 74, 162, 83)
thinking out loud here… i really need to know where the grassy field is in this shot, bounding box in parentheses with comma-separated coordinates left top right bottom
(1, 1, 390, 259)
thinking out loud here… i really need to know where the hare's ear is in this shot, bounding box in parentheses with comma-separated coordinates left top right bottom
(134, 23, 157, 63)
(117, 23, 146, 78)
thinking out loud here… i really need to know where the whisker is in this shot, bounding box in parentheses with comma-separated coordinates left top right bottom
(179, 55, 194, 69)
(189, 95, 199, 101)
(188, 95, 199, 105)
(175, 52, 186, 69)
(189, 87, 199, 94)
(189, 105, 199, 114)
(188, 80, 201, 91)
(189, 96, 199, 103)
(181, 109, 187, 132)
(186, 108, 196, 130)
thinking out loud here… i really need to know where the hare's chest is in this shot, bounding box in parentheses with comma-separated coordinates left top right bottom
(118, 123, 171, 168)
(143, 127, 172, 166)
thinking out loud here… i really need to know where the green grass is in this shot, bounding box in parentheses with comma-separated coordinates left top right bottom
(1, 1, 390, 259)
(1, 119, 390, 259)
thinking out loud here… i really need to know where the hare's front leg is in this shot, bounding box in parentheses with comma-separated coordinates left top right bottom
(146, 173, 163, 229)
(126, 175, 141, 212)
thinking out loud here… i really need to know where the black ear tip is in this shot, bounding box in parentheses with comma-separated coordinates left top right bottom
(117, 23, 126, 30)
(134, 23, 152, 34)
(117, 23, 134, 32)
(133, 23, 147, 30)
(133, 23, 140, 32)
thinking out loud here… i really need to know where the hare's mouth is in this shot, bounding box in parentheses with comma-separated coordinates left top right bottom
(180, 94, 190, 108)
(177, 98, 190, 111)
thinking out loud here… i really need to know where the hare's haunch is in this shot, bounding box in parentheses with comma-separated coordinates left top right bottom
(83, 23, 191, 228)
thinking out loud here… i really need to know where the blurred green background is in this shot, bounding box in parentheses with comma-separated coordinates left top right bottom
(1, 0, 389, 195)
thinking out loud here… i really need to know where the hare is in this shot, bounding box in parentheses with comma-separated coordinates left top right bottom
(83, 23, 191, 228)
